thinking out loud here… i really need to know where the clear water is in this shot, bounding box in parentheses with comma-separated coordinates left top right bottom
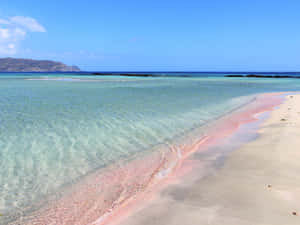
(1, 73, 300, 223)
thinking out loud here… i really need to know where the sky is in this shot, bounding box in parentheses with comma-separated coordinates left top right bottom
(0, 0, 300, 71)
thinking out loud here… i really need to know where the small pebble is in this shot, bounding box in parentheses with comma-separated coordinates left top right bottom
(281, 118, 286, 121)
(267, 184, 272, 188)
(292, 211, 297, 216)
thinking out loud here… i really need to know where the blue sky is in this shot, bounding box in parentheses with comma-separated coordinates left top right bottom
(0, 0, 300, 71)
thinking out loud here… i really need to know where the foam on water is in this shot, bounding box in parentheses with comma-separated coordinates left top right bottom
(0, 75, 300, 224)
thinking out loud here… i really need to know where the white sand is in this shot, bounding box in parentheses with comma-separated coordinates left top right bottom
(118, 94, 300, 225)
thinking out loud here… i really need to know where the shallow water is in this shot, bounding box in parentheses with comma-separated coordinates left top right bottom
(1, 74, 300, 224)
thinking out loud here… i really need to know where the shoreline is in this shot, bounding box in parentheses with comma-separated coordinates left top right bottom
(117, 93, 300, 225)
(101, 92, 286, 225)
(8, 92, 285, 225)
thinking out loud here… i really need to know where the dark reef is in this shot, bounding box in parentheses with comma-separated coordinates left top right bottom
(225, 74, 300, 79)
(91, 72, 159, 77)
(89, 72, 189, 77)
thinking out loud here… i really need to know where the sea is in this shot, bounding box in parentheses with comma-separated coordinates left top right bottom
(1, 72, 300, 224)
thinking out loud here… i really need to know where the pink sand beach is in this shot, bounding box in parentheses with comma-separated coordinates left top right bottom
(13, 92, 296, 225)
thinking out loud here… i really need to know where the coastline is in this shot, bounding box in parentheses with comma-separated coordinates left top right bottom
(116, 93, 300, 225)
(8, 92, 285, 225)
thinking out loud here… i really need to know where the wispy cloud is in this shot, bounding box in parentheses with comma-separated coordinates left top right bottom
(0, 19, 10, 25)
(10, 16, 46, 32)
(0, 16, 46, 55)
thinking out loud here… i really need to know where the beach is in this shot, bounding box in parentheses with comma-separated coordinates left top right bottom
(2, 75, 300, 225)
(9, 93, 282, 225)
(113, 93, 300, 225)
(1, 1, 300, 224)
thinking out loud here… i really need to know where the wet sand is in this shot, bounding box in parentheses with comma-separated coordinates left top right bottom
(8, 93, 287, 225)
(117, 94, 300, 225)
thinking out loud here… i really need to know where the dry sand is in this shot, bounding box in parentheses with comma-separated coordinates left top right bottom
(118, 94, 300, 225)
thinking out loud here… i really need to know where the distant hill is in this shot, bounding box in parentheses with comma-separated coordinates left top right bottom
(0, 58, 80, 72)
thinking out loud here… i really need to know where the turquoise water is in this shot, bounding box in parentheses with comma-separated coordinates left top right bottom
(1, 74, 300, 223)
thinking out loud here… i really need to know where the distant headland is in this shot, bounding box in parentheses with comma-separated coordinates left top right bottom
(0, 58, 80, 72)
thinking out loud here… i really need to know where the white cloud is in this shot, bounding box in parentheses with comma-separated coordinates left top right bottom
(0, 19, 10, 25)
(0, 28, 10, 39)
(10, 16, 46, 32)
(0, 16, 46, 55)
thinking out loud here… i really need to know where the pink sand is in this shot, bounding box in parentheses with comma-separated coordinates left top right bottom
(15, 92, 284, 225)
